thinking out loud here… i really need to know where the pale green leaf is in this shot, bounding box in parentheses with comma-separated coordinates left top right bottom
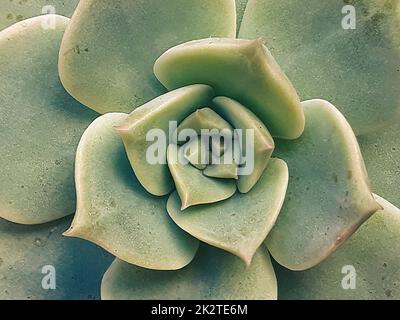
(154, 38, 305, 139)
(0, 0, 79, 30)
(101, 245, 277, 300)
(65, 113, 199, 271)
(167, 144, 237, 209)
(0, 216, 112, 300)
(167, 158, 288, 266)
(59, 0, 236, 114)
(0, 16, 98, 224)
(275, 195, 400, 300)
(115, 85, 214, 196)
(359, 122, 400, 208)
(239, 0, 400, 135)
(267, 99, 381, 271)
(212, 96, 275, 193)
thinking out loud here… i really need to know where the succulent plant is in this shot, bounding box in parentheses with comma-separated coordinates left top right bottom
(0, 0, 399, 300)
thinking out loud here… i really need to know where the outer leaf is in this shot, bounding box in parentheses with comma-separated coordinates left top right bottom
(114, 85, 215, 196)
(0, 216, 113, 300)
(358, 122, 400, 208)
(267, 99, 381, 271)
(101, 245, 277, 300)
(275, 195, 400, 300)
(167, 159, 288, 266)
(154, 38, 305, 139)
(239, 0, 400, 135)
(0, 16, 98, 224)
(65, 113, 199, 271)
(167, 144, 237, 209)
(0, 0, 79, 30)
(59, 0, 236, 114)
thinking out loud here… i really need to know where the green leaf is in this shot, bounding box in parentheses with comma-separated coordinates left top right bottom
(203, 161, 239, 180)
(167, 144, 237, 209)
(267, 99, 381, 271)
(101, 244, 277, 300)
(212, 97, 275, 193)
(0, 216, 113, 300)
(0, 16, 98, 224)
(154, 38, 305, 139)
(65, 113, 199, 271)
(167, 159, 288, 266)
(176, 107, 233, 139)
(275, 195, 400, 300)
(0, 0, 79, 30)
(114, 85, 215, 196)
(59, 0, 236, 114)
(182, 137, 209, 170)
(358, 122, 400, 208)
(239, 0, 400, 135)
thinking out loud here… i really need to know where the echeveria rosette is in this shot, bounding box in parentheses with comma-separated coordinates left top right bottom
(0, 0, 400, 300)
(61, 1, 379, 299)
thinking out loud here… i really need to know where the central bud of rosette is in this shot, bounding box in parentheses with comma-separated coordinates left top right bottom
(115, 90, 274, 210)
(113, 38, 304, 212)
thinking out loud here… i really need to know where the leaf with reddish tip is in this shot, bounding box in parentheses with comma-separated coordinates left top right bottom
(65, 113, 199, 271)
(267, 99, 381, 271)
(114, 85, 214, 196)
(275, 195, 400, 300)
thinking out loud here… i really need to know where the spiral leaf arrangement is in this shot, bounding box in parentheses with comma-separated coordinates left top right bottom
(1, 0, 399, 300)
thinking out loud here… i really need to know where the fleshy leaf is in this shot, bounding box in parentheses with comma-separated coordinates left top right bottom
(267, 99, 381, 271)
(65, 113, 199, 271)
(0, 16, 98, 224)
(101, 245, 277, 300)
(204, 134, 240, 179)
(275, 195, 400, 300)
(176, 107, 233, 139)
(167, 159, 288, 266)
(167, 144, 237, 210)
(239, 0, 400, 135)
(154, 38, 305, 139)
(212, 96, 275, 193)
(182, 137, 209, 170)
(0, 216, 113, 300)
(203, 162, 239, 180)
(114, 85, 214, 196)
(0, 0, 79, 30)
(59, 0, 236, 114)
(358, 122, 400, 208)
